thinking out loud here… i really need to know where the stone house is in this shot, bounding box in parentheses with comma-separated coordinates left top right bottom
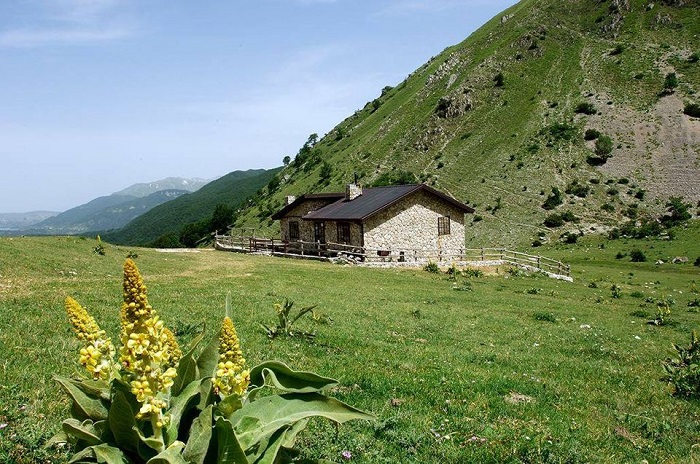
(271, 183, 474, 260)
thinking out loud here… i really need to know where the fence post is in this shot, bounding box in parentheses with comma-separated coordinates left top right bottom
(537, 256, 541, 271)
(481, 248, 484, 261)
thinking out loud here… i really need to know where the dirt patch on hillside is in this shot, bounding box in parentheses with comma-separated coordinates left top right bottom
(592, 94, 699, 207)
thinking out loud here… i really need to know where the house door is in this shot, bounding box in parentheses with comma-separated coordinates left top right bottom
(313, 222, 326, 244)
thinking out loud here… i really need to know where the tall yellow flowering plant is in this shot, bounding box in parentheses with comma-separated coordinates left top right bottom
(52, 259, 372, 463)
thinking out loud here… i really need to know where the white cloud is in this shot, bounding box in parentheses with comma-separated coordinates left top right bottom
(0, 0, 135, 48)
(0, 27, 131, 47)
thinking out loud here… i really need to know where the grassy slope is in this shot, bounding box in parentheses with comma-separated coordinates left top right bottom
(1, 222, 699, 462)
(234, 0, 699, 249)
(103, 168, 280, 246)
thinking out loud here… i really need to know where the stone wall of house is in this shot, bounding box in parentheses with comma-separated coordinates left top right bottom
(278, 199, 334, 241)
(324, 220, 362, 247)
(363, 190, 466, 255)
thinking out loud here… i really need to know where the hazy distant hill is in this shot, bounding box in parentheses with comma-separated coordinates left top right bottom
(233, 0, 700, 248)
(0, 211, 58, 232)
(14, 176, 212, 236)
(103, 168, 281, 246)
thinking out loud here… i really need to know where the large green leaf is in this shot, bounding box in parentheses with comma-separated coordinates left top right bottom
(62, 418, 103, 446)
(73, 379, 111, 401)
(230, 393, 373, 452)
(250, 425, 291, 464)
(55, 376, 109, 421)
(247, 361, 339, 401)
(93, 443, 132, 464)
(164, 379, 204, 446)
(182, 405, 213, 464)
(196, 328, 220, 380)
(214, 416, 248, 464)
(146, 441, 187, 464)
(108, 391, 140, 452)
(172, 324, 207, 396)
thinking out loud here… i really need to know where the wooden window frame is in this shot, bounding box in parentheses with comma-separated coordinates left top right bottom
(438, 216, 451, 236)
(313, 221, 326, 243)
(337, 222, 351, 244)
(288, 221, 300, 241)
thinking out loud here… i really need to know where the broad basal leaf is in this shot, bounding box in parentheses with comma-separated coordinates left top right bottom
(146, 441, 187, 464)
(164, 378, 204, 446)
(182, 405, 213, 464)
(247, 361, 339, 400)
(62, 418, 103, 446)
(214, 416, 248, 464)
(55, 376, 109, 421)
(230, 393, 374, 451)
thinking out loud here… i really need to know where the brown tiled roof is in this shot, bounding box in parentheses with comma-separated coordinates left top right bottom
(301, 184, 474, 221)
(270, 192, 344, 220)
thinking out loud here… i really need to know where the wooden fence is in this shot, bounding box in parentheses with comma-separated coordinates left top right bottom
(214, 234, 571, 277)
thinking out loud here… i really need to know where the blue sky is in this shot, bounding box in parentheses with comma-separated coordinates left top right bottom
(0, 0, 518, 213)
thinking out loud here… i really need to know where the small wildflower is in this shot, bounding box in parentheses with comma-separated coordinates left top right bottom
(212, 316, 250, 397)
(341, 450, 352, 460)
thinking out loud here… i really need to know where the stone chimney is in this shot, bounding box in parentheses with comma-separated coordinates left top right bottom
(285, 195, 296, 205)
(345, 183, 362, 201)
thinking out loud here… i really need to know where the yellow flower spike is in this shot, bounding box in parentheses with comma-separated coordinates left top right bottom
(212, 316, 250, 397)
(64, 297, 117, 381)
(116, 259, 179, 426)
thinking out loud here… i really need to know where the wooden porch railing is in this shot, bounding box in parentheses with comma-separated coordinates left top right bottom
(214, 234, 571, 277)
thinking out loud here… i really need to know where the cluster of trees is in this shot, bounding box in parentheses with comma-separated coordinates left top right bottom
(152, 203, 235, 248)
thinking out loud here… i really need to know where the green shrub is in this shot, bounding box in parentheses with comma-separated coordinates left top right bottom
(630, 291, 645, 298)
(565, 180, 590, 198)
(630, 249, 647, 262)
(611, 284, 622, 299)
(615, 251, 626, 259)
(595, 135, 614, 157)
(543, 123, 578, 142)
(463, 268, 484, 278)
(663, 331, 700, 397)
(561, 232, 579, 244)
(575, 102, 597, 115)
(424, 262, 440, 273)
(584, 129, 601, 140)
(544, 214, 564, 227)
(694, 257, 700, 267)
(542, 187, 564, 210)
(533, 312, 556, 322)
(663, 72, 679, 94)
(601, 203, 616, 213)
(610, 44, 625, 55)
(494, 72, 504, 87)
(661, 196, 692, 227)
(683, 103, 700, 117)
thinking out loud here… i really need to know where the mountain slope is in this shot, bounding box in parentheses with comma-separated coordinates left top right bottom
(29, 190, 190, 235)
(234, 0, 700, 248)
(104, 168, 281, 246)
(113, 177, 212, 198)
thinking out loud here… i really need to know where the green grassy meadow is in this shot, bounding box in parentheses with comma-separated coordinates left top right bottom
(1, 225, 700, 463)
